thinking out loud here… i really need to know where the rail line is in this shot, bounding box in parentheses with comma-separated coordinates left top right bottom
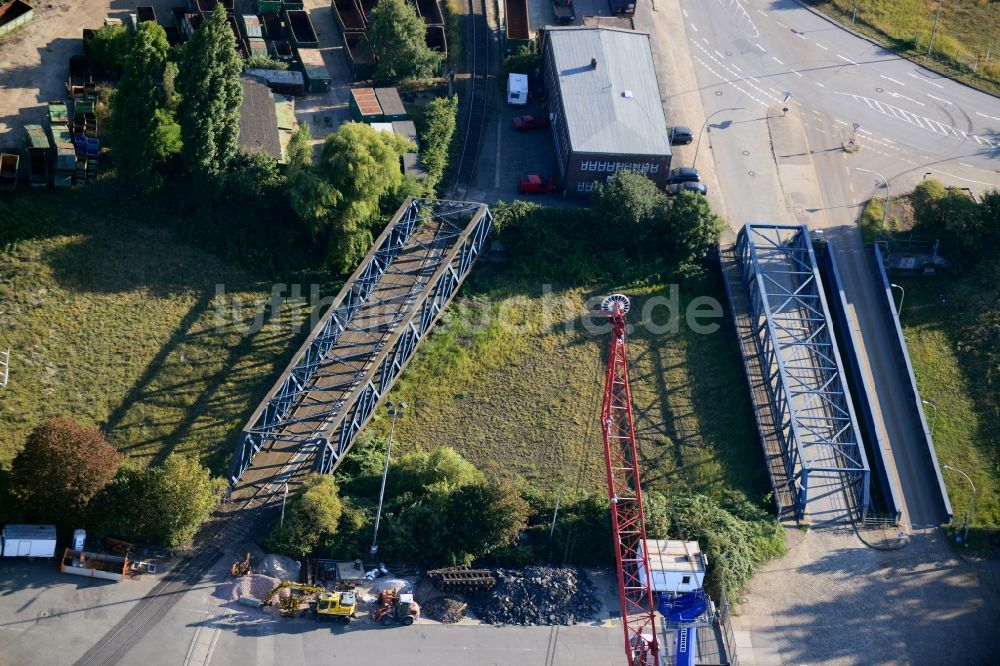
(450, 0, 491, 199)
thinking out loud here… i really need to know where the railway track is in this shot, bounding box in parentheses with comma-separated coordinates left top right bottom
(451, 0, 491, 199)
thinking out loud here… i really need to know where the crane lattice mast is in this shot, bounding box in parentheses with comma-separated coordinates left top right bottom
(599, 294, 659, 666)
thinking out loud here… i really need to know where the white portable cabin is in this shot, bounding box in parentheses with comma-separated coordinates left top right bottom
(507, 73, 528, 106)
(2, 524, 57, 558)
(638, 540, 707, 594)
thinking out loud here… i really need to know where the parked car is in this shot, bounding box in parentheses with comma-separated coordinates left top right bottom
(667, 167, 701, 184)
(518, 174, 557, 194)
(669, 126, 693, 145)
(668, 181, 708, 196)
(512, 114, 550, 130)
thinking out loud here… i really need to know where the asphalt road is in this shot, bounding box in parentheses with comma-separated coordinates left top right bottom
(672, 0, 988, 527)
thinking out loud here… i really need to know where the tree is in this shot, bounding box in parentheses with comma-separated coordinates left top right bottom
(143, 455, 226, 546)
(418, 95, 458, 186)
(265, 474, 344, 558)
(177, 5, 244, 179)
(388, 447, 483, 498)
(10, 417, 120, 525)
(291, 123, 413, 272)
(107, 22, 172, 186)
(661, 191, 725, 271)
(448, 480, 530, 556)
(368, 0, 443, 81)
(592, 171, 667, 252)
(87, 23, 132, 78)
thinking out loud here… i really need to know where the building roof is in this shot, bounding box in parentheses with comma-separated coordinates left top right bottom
(374, 87, 407, 118)
(546, 27, 670, 157)
(643, 540, 706, 575)
(238, 77, 282, 161)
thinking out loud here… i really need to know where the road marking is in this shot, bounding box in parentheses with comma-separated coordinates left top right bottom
(834, 119, 848, 126)
(769, 87, 782, 95)
(703, 38, 710, 45)
(880, 75, 904, 86)
(887, 91, 926, 107)
(812, 109, 823, 116)
(796, 32, 807, 40)
(791, 69, 803, 77)
(772, 56, 784, 65)
(750, 77, 761, 83)
(858, 128, 872, 135)
(959, 162, 974, 167)
(756, 9, 767, 17)
(849, 182, 855, 193)
(926, 93, 952, 105)
(682, 8, 688, 17)
(731, 63, 742, 72)
(716, 50, 725, 59)
(776, 21, 788, 29)
(755, 43, 766, 52)
(815, 42, 829, 51)
(908, 72, 945, 88)
(815, 81, 825, 87)
(882, 137, 895, 144)
(690, 23, 699, 32)
(928, 167, 998, 186)
(837, 54, 857, 65)
(976, 111, 1000, 122)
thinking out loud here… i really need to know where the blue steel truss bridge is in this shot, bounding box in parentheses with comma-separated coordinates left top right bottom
(723, 224, 871, 525)
(226, 198, 493, 502)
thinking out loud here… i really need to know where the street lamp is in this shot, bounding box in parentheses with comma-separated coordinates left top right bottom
(855, 167, 890, 231)
(693, 107, 745, 169)
(371, 400, 407, 558)
(922, 399, 937, 438)
(890, 283, 905, 317)
(942, 465, 978, 545)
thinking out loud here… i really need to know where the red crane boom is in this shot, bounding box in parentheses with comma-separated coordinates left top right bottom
(599, 294, 659, 666)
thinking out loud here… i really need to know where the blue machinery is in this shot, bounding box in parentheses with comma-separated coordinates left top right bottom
(735, 225, 871, 520)
(228, 199, 493, 486)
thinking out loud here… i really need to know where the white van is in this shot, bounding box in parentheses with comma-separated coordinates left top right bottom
(507, 73, 528, 106)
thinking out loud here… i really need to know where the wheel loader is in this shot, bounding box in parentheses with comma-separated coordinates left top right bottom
(372, 589, 420, 626)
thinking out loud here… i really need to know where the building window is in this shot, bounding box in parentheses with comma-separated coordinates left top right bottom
(616, 162, 624, 172)
(641, 162, 650, 173)
(682, 576, 691, 585)
(577, 181, 586, 192)
(650, 163, 659, 174)
(581, 161, 590, 172)
(585, 181, 596, 192)
(589, 160, 598, 171)
(633, 163, 640, 172)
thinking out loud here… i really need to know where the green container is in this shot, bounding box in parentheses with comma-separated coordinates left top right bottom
(0, 0, 34, 38)
(298, 48, 330, 93)
(256, 0, 281, 12)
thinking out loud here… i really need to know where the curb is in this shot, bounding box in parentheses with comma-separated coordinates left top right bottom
(790, 0, 1000, 101)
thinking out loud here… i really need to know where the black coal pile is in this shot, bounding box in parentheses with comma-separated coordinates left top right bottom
(471, 567, 602, 625)
(422, 596, 467, 623)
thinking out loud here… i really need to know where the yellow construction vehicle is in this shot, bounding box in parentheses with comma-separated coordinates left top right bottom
(314, 591, 358, 624)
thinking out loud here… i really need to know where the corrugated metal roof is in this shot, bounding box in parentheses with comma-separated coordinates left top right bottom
(2, 525, 56, 540)
(351, 88, 382, 117)
(546, 27, 670, 157)
(373, 87, 406, 118)
(238, 77, 282, 161)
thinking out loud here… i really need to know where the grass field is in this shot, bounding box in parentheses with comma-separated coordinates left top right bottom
(380, 266, 770, 502)
(0, 200, 312, 474)
(899, 273, 1000, 532)
(809, 0, 1000, 93)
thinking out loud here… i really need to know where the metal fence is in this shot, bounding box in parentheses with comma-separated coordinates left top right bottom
(718, 588, 740, 666)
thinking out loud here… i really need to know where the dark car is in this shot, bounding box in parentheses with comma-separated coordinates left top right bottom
(512, 114, 550, 130)
(668, 181, 708, 196)
(667, 167, 701, 184)
(518, 174, 557, 194)
(669, 126, 693, 145)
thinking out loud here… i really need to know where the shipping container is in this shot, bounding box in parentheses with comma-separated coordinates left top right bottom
(48, 101, 69, 126)
(269, 39, 294, 60)
(241, 14, 263, 39)
(24, 125, 49, 188)
(261, 11, 285, 39)
(374, 87, 407, 121)
(256, 0, 281, 13)
(286, 10, 317, 48)
(66, 55, 93, 98)
(2, 525, 57, 557)
(247, 37, 268, 58)
(0, 0, 34, 39)
(332, 0, 365, 32)
(245, 68, 305, 95)
(0, 153, 19, 190)
(349, 88, 383, 123)
(358, 0, 379, 21)
(136, 6, 157, 24)
(416, 0, 443, 26)
(425, 24, 446, 58)
(61, 549, 129, 581)
(282, 1, 305, 10)
(298, 48, 331, 92)
(342, 31, 375, 80)
(504, 0, 531, 49)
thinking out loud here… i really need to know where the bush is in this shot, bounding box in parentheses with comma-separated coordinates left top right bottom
(87, 24, 133, 79)
(245, 55, 289, 70)
(441, 0, 463, 70)
(265, 474, 344, 558)
(417, 95, 458, 188)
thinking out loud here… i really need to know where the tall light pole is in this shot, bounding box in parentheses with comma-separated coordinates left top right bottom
(928, 1, 944, 55)
(280, 482, 289, 528)
(855, 167, 890, 231)
(890, 283, 905, 317)
(371, 400, 406, 559)
(693, 107, 745, 169)
(922, 399, 938, 437)
(942, 464, 977, 545)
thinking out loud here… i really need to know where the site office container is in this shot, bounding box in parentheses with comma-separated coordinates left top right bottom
(286, 10, 318, 48)
(1, 525, 57, 557)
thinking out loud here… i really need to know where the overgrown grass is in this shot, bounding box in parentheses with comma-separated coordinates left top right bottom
(898, 272, 1000, 540)
(0, 190, 314, 474)
(381, 266, 770, 504)
(807, 0, 1000, 94)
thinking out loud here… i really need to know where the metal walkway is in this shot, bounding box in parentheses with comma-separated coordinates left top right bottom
(227, 198, 492, 500)
(722, 225, 870, 523)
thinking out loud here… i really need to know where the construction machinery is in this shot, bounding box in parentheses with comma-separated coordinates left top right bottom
(598, 294, 659, 666)
(230, 552, 252, 577)
(266, 580, 327, 617)
(372, 589, 419, 626)
(314, 590, 358, 624)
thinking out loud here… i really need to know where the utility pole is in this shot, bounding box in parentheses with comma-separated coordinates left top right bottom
(928, 1, 944, 56)
(693, 107, 744, 169)
(855, 167, 890, 231)
(280, 482, 289, 528)
(890, 283, 905, 317)
(371, 401, 406, 559)
(922, 400, 938, 437)
(942, 465, 977, 545)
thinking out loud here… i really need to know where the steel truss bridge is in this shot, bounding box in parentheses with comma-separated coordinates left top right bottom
(724, 224, 870, 523)
(227, 198, 493, 499)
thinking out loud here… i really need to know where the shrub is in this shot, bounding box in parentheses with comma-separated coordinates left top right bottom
(245, 55, 289, 70)
(265, 474, 344, 558)
(417, 95, 458, 188)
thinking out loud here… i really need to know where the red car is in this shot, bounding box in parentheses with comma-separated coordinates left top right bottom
(518, 174, 557, 194)
(512, 114, 550, 130)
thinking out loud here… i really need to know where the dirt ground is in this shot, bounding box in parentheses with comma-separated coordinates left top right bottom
(0, 1, 179, 146)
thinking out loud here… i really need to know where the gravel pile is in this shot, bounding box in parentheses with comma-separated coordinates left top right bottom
(471, 567, 601, 625)
(422, 596, 467, 623)
(217, 574, 282, 608)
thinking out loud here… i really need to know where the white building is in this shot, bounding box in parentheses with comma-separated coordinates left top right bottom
(638, 540, 706, 594)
